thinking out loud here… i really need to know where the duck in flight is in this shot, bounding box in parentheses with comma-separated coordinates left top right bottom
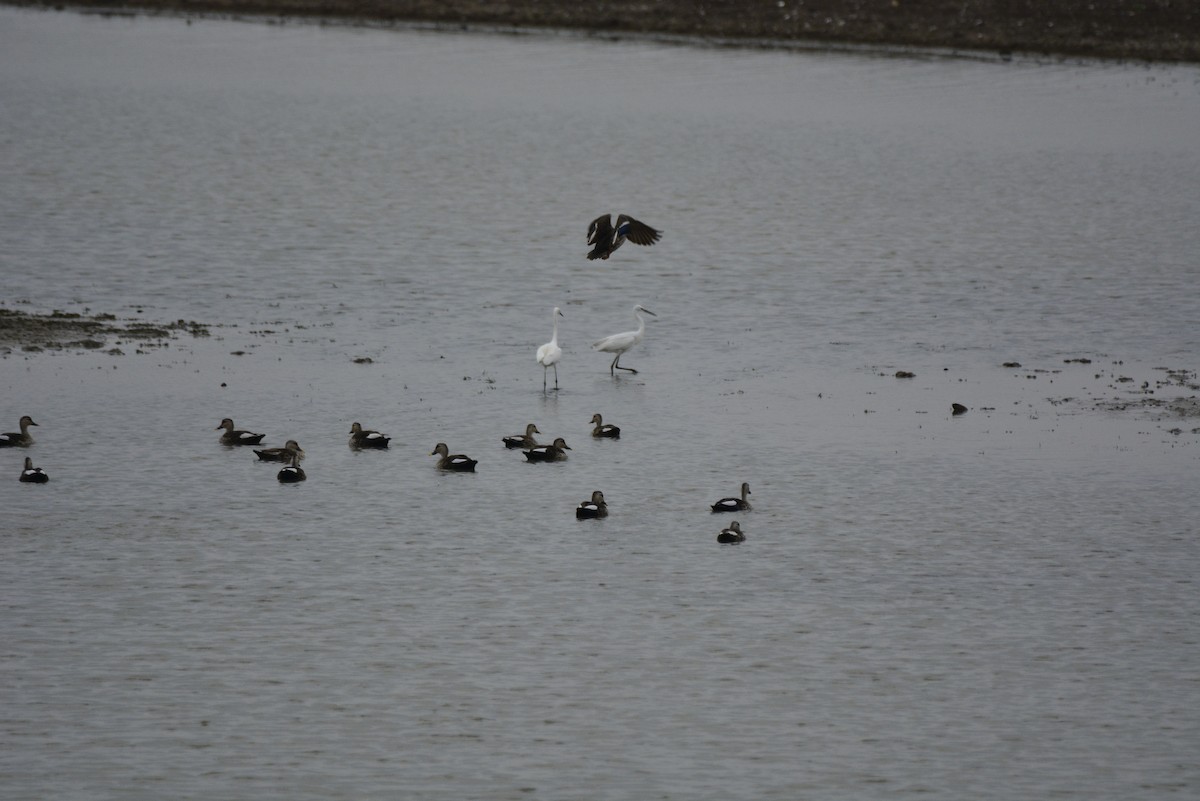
(587, 214, 662, 260)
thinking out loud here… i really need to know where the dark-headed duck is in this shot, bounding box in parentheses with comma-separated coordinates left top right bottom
(431, 443, 477, 472)
(217, 418, 265, 446)
(19, 456, 49, 483)
(349, 422, 390, 449)
(255, 440, 304, 462)
(0, 415, 37, 447)
(277, 452, 306, 483)
(717, 521, 745, 544)
(711, 482, 751, 513)
(589, 413, 621, 439)
(524, 437, 571, 462)
(503, 423, 541, 450)
(576, 490, 608, 519)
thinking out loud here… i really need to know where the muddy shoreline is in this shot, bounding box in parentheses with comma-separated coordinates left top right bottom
(9, 0, 1200, 62)
(0, 308, 210, 355)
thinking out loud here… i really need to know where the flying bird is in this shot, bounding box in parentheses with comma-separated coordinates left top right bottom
(593, 305, 656, 375)
(587, 214, 661, 260)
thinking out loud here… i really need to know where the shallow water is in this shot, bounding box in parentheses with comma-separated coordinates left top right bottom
(2, 8, 1199, 800)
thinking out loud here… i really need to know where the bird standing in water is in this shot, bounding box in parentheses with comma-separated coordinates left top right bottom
(587, 214, 662, 260)
(593, 305, 656, 375)
(536, 307, 564, 392)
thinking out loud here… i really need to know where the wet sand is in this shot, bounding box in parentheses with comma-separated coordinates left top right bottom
(9, 0, 1200, 62)
(0, 308, 210, 355)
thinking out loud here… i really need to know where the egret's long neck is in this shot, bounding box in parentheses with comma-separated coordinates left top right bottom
(551, 314, 560, 344)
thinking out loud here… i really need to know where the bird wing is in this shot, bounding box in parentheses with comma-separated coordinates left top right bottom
(592, 331, 633, 352)
(587, 215, 613, 246)
(615, 215, 662, 247)
(536, 342, 562, 365)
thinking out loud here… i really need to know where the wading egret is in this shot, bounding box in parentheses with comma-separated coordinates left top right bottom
(19, 457, 49, 483)
(216, 418, 265, 446)
(503, 423, 542, 449)
(524, 437, 571, 462)
(349, 422, 391, 449)
(431, 443, 477, 472)
(589, 413, 621, 439)
(0, 415, 37, 447)
(587, 214, 662, 260)
(277, 452, 306, 483)
(536, 307, 564, 391)
(254, 440, 304, 462)
(592, 305, 656, 375)
(576, 490, 608, 519)
(717, 521, 745, 544)
(711, 482, 751, 513)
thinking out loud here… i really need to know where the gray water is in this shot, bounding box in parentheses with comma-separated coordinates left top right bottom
(2, 7, 1199, 799)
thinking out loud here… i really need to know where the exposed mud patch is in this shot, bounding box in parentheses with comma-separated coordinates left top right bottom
(0, 307, 211, 355)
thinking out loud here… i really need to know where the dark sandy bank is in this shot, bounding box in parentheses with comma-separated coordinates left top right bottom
(9, 0, 1200, 62)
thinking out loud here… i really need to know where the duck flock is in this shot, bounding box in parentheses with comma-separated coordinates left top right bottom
(6, 214, 752, 544)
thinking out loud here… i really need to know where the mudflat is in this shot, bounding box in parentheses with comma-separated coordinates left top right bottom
(9, 0, 1200, 62)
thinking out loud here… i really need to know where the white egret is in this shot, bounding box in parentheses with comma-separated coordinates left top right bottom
(592, 305, 656, 375)
(536, 307, 564, 391)
(587, 214, 662, 260)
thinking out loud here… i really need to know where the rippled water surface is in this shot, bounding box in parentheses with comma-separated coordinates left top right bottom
(2, 8, 1199, 800)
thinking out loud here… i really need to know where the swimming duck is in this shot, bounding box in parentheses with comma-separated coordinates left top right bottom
(576, 490, 608, 519)
(503, 423, 542, 450)
(0, 415, 37, 447)
(349, 422, 391, 449)
(216, 418, 265, 446)
(711, 482, 752, 513)
(589, 413, 621, 439)
(254, 440, 304, 462)
(276, 452, 306, 483)
(717, 521, 745, 544)
(18, 456, 49, 483)
(431, 442, 477, 472)
(587, 214, 662, 261)
(524, 437, 571, 462)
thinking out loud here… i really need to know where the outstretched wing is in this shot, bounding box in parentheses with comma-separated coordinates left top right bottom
(615, 214, 662, 247)
(587, 215, 613, 247)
